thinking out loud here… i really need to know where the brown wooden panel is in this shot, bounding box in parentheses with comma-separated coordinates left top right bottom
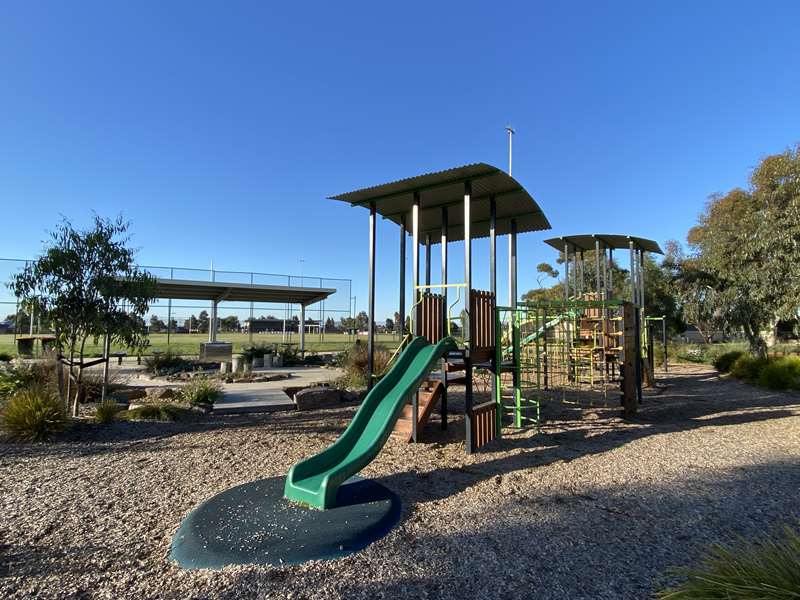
(419, 293, 445, 344)
(470, 289, 495, 353)
(470, 400, 497, 450)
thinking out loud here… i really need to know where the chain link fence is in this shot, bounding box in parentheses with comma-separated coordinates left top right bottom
(0, 258, 355, 356)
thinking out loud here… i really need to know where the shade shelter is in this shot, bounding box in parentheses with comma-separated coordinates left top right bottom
(153, 278, 336, 353)
(330, 162, 550, 452)
(543, 234, 663, 309)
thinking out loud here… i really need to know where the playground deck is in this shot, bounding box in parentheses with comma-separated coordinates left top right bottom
(3, 364, 800, 599)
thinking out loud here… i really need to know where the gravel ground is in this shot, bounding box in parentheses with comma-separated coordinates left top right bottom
(2, 364, 800, 599)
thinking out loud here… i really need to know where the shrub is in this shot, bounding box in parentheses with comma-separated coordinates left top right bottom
(0, 352, 13, 362)
(712, 350, 745, 373)
(0, 360, 57, 400)
(657, 524, 800, 599)
(120, 403, 189, 421)
(1, 385, 67, 441)
(757, 356, 800, 391)
(730, 354, 770, 383)
(241, 343, 274, 363)
(178, 378, 222, 408)
(336, 343, 392, 388)
(94, 400, 122, 424)
(144, 350, 190, 376)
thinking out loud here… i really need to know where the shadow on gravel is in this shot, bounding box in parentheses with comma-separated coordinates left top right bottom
(321, 460, 800, 600)
(378, 366, 800, 507)
(0, 406, 360, 459)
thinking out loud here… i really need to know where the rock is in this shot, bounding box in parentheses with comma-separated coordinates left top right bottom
(340, 389, 364, 403)
(110, 387, 147, 402)
(145, 387, 177, 400)
(294, 387, 344, 411)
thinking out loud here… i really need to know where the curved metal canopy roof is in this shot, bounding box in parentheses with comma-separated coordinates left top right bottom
(154, 279, 335, 306)
(329, 163, 551, 243)
(544, 234, 663, 254)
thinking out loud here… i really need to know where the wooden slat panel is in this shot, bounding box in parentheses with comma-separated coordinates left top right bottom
(470, 401, 497, 450)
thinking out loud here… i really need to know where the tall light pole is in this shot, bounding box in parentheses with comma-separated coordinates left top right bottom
(505, 125, 515, 175)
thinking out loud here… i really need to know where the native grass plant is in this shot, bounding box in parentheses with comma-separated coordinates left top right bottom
(94, 399, 122, 424)
(1, 384, 68, 441)
(178, 377, 222, 408)
(120, 403, 190, 422)
(657, 524, 800, 599)
(334, 344, 392, 388)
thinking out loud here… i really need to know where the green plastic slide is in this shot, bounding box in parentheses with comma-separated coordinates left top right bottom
(284, 335, 458, 509)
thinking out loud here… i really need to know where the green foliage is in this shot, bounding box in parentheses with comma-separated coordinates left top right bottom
(120, 403, 189, 421)
(1, 385, 67, 441)
(0, 352, 12, 362)
(94, 400, 122, 424)
(730, 354, 770, 383)
(9, 215, 157, 416)
(712, 350, 746, 373)
(335, 343, 391, 388)
(675, 146, 800, 358)
(178, 378, 222, 407)
(0, 361, 57, 400)
(757, 356, 800, 391)
(144, 350, 191, 375)
(241, 343, 273, 362)
(657, 524, 800, 599)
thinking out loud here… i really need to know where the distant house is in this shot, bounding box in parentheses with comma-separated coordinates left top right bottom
(0, 320, 14, 334)
(678, 325, 726, 344)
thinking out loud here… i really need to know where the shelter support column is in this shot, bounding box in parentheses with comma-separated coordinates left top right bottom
(399, 215, 406, 339)
(411, 192, 420, 441)
(464, 180, 474, 454)
(300, 304, 306, 356)
(425, 234, 431, 286)
(440, 206, 449, 430)
(595, 239, 602, 298)
(209, 300, 218, 342)
(412, 192, 420, 336)
(490, 196, 499, 438)
(564, 243, 570, 301)
(367, 202, 377, 389)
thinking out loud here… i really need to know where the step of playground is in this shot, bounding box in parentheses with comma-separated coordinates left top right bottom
(391, 381, 443, 441)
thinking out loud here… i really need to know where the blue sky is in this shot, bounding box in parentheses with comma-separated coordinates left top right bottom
(1, 1, 799, 322)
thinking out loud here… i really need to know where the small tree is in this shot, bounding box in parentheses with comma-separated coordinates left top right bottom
(10, 216, 156, 416)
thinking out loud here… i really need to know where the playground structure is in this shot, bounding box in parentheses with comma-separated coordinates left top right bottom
(283, 164, 665, 509)
(495, 235, 665, 432)
(174, 162, 669, 568)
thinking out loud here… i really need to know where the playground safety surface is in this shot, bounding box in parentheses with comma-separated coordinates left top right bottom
(170, 476, 401, 568)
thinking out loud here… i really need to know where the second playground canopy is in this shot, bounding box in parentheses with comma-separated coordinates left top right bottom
(544, 234, 663, 254)
(329, 162, 551, 242)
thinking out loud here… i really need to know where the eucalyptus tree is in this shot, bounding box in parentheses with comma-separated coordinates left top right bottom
(10, 216, 156, 415)
(682, 146, 800, 357)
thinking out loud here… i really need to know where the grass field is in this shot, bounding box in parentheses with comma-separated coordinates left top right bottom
(0, 332, 404, 358)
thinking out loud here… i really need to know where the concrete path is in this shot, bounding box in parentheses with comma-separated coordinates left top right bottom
(213, 366, 341, 414)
